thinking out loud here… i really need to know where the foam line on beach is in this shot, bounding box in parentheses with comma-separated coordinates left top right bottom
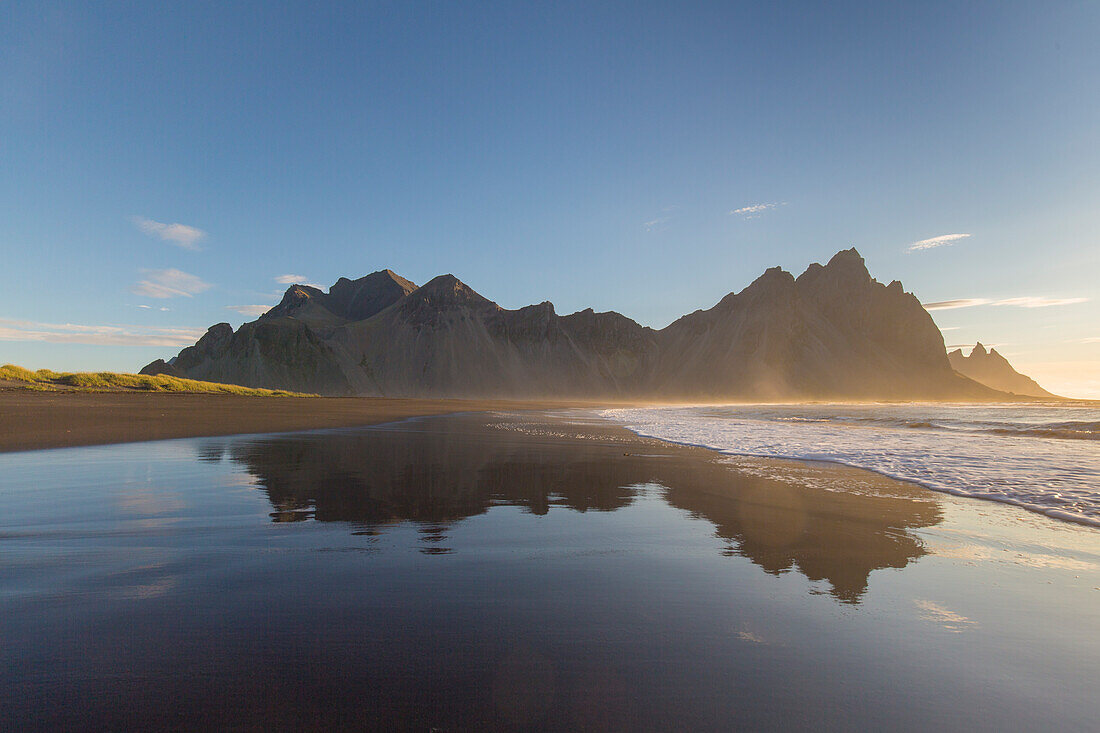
(601, 406, 1100, 529)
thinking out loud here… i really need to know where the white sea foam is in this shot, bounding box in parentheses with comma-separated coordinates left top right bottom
(601, 404, 1100, 527)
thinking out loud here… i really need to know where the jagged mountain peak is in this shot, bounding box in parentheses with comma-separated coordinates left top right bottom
(757, 265, 796, 283)
(332, 269, 416, 292)
(949, 342, 1056, 398)
(283, 284, 324, 300)
(203, 322, 234, 340)
(407, 274, 495, 307)
(327, 269, 418, 321)
(796, 247, 872, 287)
(828, 247, 865, 266)
(143, 251, 1010, 400)
(260, 269, 417, 323)
(262, 284, 331, 322)
(717, 266, 795, 308)
(424, 273, 461, 287)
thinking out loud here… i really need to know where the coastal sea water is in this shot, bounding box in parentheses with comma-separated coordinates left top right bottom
(1, 413, 1098, 730)
(602, 403, 1100, 527)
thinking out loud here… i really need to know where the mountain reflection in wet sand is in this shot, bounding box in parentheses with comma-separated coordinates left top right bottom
(11, 414, 1096, 731)
(225, 415, 941, 603)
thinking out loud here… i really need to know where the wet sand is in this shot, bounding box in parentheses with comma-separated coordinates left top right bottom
(2, 410, 1097, 730)
(0, 391, 607, 453)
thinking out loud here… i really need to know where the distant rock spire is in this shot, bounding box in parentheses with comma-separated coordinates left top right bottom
(948, 342, 1056, 398)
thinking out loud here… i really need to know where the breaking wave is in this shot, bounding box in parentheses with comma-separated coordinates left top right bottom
(601, 404, 1100, 527)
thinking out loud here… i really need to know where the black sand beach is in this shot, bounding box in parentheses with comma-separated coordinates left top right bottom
(0, 391, 602, 453)
(1, 411, 1097, 730)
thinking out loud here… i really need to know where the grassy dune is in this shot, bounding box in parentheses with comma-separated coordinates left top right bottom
(0, 364, 314, 397)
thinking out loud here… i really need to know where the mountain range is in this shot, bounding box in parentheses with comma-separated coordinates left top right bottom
(948, 343, 1056, 398)
(141, 249, 1018, 400)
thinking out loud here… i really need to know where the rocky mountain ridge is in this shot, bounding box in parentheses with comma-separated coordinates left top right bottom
(142, 249, 1005, 400)
(948, 343, 1057, 398)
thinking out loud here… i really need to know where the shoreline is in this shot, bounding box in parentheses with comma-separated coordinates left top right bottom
(601, 405, 1100, 530)
(0, 391, 612, 454)
(4, 390, 1094, 530)
(4, 389, 1092, 455)
(610, 421, 1100, 530)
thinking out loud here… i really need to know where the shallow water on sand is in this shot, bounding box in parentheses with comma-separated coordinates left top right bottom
(1, 414, 1098, 730)
(604, 403, 1100, 526)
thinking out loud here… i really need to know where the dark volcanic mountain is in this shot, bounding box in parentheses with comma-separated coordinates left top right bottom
(948, 343, 1057, 398)
(651, 250, 973, 399)
(142, 250, 1000, 400)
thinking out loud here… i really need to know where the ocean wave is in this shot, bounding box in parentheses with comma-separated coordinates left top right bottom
(743, 411, 1100, 441)
(601, 405, 1100, 528)
(988, 422, 1100, 441)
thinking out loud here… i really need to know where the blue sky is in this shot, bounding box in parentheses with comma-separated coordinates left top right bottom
(2, 1, 1098, 396)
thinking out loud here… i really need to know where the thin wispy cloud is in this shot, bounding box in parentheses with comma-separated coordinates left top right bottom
(0, 318, 205, 347)
(729, 202, 784, 219)
(226, 305, 273, 317)
(923, 296, 1088, 311)
(1074, 337, 1100, 344)
(908, 233, 970, 252)
(137, 305, 171, 312)
(947, 343, 1006, 350)
(923, 298, 991, 311)
(131, 269, 212, 299)
(992, 296, 1088, 308)
(274, 274, 322, 288)
(132, 216, 207, 251)
(642, 205, 681, 231)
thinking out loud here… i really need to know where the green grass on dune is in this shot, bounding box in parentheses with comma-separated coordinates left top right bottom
(0, 364, 314, 396)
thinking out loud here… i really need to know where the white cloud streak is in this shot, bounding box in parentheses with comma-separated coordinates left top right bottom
(947, 343, 1006, 350)
(924, 296, 1088, 311)
(991, 296, 1089, 308)
(274, 274, 323, 289)
(0, 318, 205, 347)
(131, 269, 211, 299)
(908, 233, 971, 252)
(923, 298, 992, 310)
(132, 216, 206, 250)
(729, 202, 784, 219)
(226, 305, 273, 317)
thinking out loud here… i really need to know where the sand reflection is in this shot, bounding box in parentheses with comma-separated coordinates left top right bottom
(225, 415, 942, 602)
